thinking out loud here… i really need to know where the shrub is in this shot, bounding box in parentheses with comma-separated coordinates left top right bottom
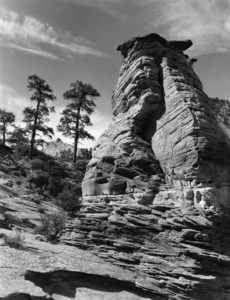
(4, 230, 25, 249)
(59, 148, 73, 162)
(14, 144, 29, 156)
(28, 170, 49, 189)
(57, 189, 81, 216)
(34, 212, 67, 241)
(31, 158, 47, 171)
(47, 177, 64, 196)
(46, 164, 68, 196)
(74, 159, 88, 173)
(49, 165, 68, 178)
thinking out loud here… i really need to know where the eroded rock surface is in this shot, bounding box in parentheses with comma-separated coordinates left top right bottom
(82, 33, 230, 207)
(74, 33, 230, 299)
(63, 196, 230, 300)
(0, 230, 151, 300)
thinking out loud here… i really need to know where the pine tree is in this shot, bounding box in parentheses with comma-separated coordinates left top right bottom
(57, 80, 100, 162)
(8, 126, 28, 147)
(23, 75, 56, 158)
(0, 109, 15, 145)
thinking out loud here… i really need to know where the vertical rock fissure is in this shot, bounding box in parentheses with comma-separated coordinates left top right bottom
(82, 38, 169, 199)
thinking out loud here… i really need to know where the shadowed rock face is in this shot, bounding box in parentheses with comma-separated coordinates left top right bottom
(82, 33, 230, 208)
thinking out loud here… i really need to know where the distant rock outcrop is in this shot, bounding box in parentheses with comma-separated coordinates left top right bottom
(209, 97, 230, 128)
(43, 138, 91, 159)
(43, 138, 73, 157)
(62, 34, 230, 299)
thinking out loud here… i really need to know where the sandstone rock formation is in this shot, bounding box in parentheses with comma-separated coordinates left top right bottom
(82, 33, 230, 208)
(64, 33, 230, 300)
(1, 229, 151, 300)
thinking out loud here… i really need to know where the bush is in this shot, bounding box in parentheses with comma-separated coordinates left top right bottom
(49, 165, 68, 178)
(47, 177, 65, 196)
(4, 230, 25, 249)
(28, 170, 49, 189)
(14, 144, 29, 156)
(57, 189, 81, 216)
(34, 212, 67, 241)
(59, 148, 73, 162)
(46, 164, 68, 196)
(74, 159, 88, 173)
(31, 158, 47, 171)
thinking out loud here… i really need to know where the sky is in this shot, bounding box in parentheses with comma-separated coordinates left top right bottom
(0, 0, 230, 148)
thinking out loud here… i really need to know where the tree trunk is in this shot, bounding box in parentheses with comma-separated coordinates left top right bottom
(29, 100, 41, 159)
(73, 107, 81, 163)
(2, 122, 6, 145)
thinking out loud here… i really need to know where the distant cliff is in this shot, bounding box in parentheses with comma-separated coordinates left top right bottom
(42, 138, 73, 157)
(209, 97, 230, 128)
(43, 138, 91, 159)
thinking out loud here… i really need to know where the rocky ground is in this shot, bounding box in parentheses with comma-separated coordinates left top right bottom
(0, 146, 156, 300)
(0, 229, 154, 300)
(62, 194, 230, 300)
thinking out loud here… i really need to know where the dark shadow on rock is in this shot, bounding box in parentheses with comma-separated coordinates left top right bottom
(0, 293, 53, 300)
(25, 269, 162, 299)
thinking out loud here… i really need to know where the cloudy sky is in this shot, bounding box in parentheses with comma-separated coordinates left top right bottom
(0, 0, 230, 148)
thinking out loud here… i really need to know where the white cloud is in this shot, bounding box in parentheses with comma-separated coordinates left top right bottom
(0, 84, 30, 121)
(141, 0, 230, 56)
(0, 9, 105, 60)
(65, 0, 230, 56)
(6, 43, 62, 60)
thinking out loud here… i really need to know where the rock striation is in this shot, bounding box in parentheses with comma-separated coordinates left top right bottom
(62, 33, 230, 299)
(82, 33, 230, 207)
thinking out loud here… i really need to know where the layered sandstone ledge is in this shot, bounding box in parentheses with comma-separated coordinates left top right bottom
(62, 34, 230, 299)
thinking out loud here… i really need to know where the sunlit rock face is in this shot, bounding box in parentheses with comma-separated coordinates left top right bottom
(82, 34, 167, 202)
(152, 51, 230, 208)
(82, 33, 230, 208)
(63, 34, 230, 300)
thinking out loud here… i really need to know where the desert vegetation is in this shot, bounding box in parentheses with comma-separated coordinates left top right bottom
(0, 75, 98, 239)
(34, 211, 67, 241)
